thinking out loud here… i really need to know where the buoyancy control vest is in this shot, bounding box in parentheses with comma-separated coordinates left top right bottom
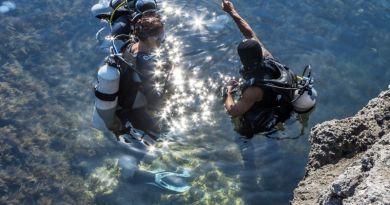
(118, 41, 163, 110)
(92, 39, 161, 131)
(235, 58, 297, 137)
(241, 58, 297, 104)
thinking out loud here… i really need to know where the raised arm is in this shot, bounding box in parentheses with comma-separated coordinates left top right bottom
(222, 0, 272, 58)
(222, 0, 256, 39)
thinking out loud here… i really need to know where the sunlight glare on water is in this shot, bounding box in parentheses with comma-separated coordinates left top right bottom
(1, 0, 389, 204)
(148, 1, 227, 135)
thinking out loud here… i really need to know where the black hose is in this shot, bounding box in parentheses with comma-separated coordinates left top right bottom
(112, 54, 146, 77)
(302, 65, 312, 78)
(259, 83, 308, 91)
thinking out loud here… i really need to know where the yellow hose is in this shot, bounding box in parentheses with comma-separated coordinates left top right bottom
(109, 1, 127, 30)
(296, 76, 303, 81)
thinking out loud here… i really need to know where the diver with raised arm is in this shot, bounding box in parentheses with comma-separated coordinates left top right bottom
(221, 0, 317, 138)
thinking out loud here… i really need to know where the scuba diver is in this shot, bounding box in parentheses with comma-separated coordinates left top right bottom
(92, 7, 190, 193)
(221, 0, 317, 138)
(220, 1, 317, 199)
(114, 14, 169, 139)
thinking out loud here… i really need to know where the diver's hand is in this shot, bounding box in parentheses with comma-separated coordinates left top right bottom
(227, 79, 239, 91)
(221, 0, 235, 13)
(221, 79, 238, 102)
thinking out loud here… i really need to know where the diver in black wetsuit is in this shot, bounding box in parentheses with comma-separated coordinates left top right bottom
(112, 15, 189, 193)
(94, 0, 190, 192)
(219, 1, 299, 196)
(93, 6, 190, 192)
(220, 1, 317, 198)
(113, 14, 170, 139)
(221, 0, 297, 138)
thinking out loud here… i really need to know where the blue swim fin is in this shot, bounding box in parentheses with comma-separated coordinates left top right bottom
(147, 170, 191, 193)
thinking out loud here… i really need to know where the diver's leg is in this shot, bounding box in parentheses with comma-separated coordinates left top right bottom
(236, 136, 256, 170)
(127, 108, 161, 139)
(235, 135, 259, 195)
(115, 107, 161, 142)
(118, 156, 155, 184)
(118, 155, 138, 180)
(130, 170, 155, 183)
(118, 156, 190, 193)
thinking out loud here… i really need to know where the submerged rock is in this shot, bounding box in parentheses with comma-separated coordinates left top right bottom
(292, 87, 390, 205)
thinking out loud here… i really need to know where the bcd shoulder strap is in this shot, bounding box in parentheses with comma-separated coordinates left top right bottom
(245, 58, 297, 102)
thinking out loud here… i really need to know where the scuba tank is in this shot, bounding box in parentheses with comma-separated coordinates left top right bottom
(292, 65, 317, 113)
(92, 62, 120, 131)
(293, 88, 317, 113)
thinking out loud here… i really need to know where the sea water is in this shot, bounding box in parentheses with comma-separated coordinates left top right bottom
(0, 0, 389, 205)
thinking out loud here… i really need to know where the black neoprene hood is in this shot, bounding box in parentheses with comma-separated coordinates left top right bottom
(135, 0, 157, 12)
(237, 39, 263, 67)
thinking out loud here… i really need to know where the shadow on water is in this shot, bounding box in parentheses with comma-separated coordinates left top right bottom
(0, 0, 389, 204)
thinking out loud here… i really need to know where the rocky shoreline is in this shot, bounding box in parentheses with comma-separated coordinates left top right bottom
(292, 87, 390, 205)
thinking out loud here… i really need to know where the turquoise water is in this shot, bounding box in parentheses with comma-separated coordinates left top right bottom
(0, 0, 389, 204)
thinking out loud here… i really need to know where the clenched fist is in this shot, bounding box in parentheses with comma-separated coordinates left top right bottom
(221, 0, 235, 13)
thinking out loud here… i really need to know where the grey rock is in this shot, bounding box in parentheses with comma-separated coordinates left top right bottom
(292, 88, 390, 205)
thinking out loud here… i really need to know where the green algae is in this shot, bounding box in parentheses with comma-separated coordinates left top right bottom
(85, 159, 120, 197)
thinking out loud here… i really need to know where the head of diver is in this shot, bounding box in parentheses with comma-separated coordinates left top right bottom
(135, 14, 165, 52)
(237, 39, 263, 78)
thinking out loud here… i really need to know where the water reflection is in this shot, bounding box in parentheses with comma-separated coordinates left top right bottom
(88, 0, 315, 204)
(0, 0, 389, 204)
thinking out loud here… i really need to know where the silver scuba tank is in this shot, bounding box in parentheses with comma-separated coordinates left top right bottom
(292, 87, 317, 113)
(292, 65, 317, 113)
(92, 63, 120, 131)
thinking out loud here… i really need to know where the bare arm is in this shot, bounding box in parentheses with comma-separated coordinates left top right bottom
(222, 0, 273, 58)
(224, 86, 263, 117)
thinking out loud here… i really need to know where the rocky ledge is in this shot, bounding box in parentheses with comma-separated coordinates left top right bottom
(292, 87, 390, 205)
